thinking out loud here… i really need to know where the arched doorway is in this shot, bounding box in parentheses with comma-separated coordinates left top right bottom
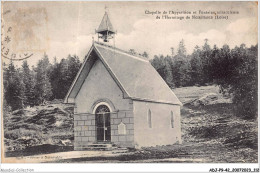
(95, 104, 111, 142)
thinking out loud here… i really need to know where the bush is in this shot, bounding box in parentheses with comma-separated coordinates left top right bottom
(209, 44, 257, 119)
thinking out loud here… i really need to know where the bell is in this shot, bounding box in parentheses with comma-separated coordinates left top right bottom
(96, 11, 115, 43)
(103, 35, 108, 42)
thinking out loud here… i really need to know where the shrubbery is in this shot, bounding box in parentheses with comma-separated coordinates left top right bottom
(150, 41, 257, 119)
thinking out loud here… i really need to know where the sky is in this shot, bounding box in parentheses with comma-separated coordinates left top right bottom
(1, 1, 258, 66)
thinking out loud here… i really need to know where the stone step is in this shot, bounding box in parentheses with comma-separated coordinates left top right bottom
(80, 143, 131, 152)
(111, 148, 129, 154)
(94, 141, 113, 144)
(82, 143, 113, 151)
(87, 144, 112, 148)
(81, 147, 113, 151)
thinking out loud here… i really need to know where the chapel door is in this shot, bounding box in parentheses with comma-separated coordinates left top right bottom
(95, 105, 111, 142)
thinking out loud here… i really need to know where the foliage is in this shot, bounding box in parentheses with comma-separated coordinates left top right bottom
(190, 45, 203, 85)
(4, 62, 25, 110)
(34, 53, 53, 105)
(208, 44, 258, 119)
(150, 40, 257, 119)
(21, 61, 36, 107)
(150, 40, 192, 88)
(2, 40, 258, 119)
(3, 53, 81, 110)
(50, 55, 81, 99)
(142, 51, 149, 58)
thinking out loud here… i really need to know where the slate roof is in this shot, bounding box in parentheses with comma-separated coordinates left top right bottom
(64, 42, 182, 106)
(96, 12, 115, 33)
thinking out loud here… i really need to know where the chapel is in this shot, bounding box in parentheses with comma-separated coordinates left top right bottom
(64, 11, 182, 150)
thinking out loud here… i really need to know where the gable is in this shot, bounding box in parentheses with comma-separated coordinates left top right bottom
(75, 58, 131, 113)
(65, 42, 182, 106)
(64, 48, 128, 103)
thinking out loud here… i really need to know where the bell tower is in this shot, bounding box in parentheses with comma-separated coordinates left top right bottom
(96, 7, 115, 43)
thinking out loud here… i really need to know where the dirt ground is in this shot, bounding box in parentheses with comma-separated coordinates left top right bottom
(3, 86, 258, 163)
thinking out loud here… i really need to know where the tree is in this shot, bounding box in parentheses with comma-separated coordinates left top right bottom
(57, 58, 69, 99)
(179, 57, 192, 87)
(35, 53, 53, 104)
(4, 61, 25, 110)
(67, 55, 81, 83)
(190, 45, 203, 85)
(142, 51, 149, 58)
(209, 44, 258, 119)
(171, 47, 174, 58)
(27, 67, 37, 106)
(129, 49, 136, 55)
(150, 55, 166, 80)
(50, 54, 81, 99)
(50, 57, 61, 99)
(21, 61, 36, 107)
(177, 39, 186, 56)
(172, 39, 191, 87)
(164, 56, 175, 88)
(200, 38, 212, 84)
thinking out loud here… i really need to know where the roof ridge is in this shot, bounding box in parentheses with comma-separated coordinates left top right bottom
(94, 41, 149, 62)
(65, 41, 182, 105)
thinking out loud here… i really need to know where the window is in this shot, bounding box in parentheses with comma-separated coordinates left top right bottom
(171, 111, 174, 128)
(148, 109, 152, 128)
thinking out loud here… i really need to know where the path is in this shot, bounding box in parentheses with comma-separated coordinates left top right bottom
(3, 150, 123, 163)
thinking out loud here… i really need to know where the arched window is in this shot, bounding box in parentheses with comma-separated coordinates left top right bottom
(171, 111, 174, 128)
(148, 109, 152, 128)
(95, 105, 110, 114)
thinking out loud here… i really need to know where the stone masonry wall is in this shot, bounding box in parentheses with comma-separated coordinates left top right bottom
(74, 113, 96, 150)
(74, 110, 134, 150)
(110, 110, 134, 148)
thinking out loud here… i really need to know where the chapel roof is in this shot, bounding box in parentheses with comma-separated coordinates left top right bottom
(64, 42, 182, 106)
(96, 12, 115, 34)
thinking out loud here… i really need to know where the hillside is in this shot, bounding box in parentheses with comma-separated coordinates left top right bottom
(4, 101, 74, 155)
(174, 86, 257, 162)
(3, 86, 258, 162)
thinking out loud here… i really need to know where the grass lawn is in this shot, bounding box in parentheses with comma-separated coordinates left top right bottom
(4, 86, 258, 163)
(54, 103, 257, 163)
(53, 85, 257, 163)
